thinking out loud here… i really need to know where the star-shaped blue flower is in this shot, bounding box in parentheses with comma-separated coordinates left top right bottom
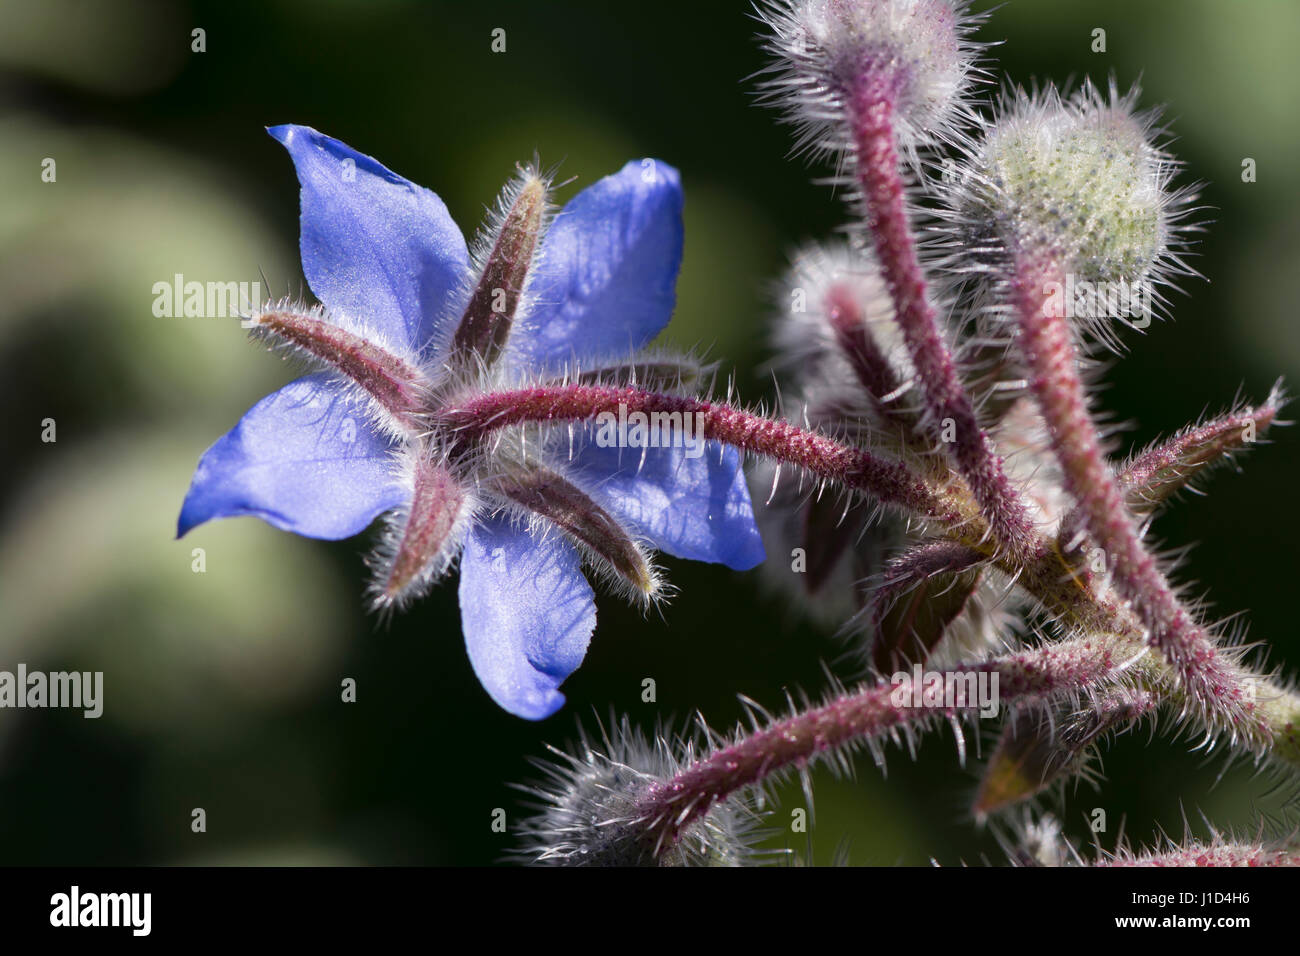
(179, 125, 764, 719)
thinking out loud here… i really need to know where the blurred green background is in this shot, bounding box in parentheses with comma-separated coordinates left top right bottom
(0, 0, 1296, 865)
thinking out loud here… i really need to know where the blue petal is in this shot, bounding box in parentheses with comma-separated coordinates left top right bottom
(567, 440, 766, 571)
(458, 516, 596, 720)
(178, 373, 407, 540)
(268, 124, 469, 354)
(511, 159, 684, 369)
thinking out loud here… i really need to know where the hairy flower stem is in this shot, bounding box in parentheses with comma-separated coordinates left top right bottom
(450, 381, 1300, 769)
(638, 634, 1150, 847)
(850, 83, 1038, 560)
(990, 544, 1300, 773)
(639, 631, 1300, 855)
(1010, 258, 1266, 743)
(446, 384, 958, 520)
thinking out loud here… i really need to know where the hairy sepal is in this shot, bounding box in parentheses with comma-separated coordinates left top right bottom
(369, 449, 477, 611)
(249, 298, 431, 436)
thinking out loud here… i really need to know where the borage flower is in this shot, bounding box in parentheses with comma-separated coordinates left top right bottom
(178, 126, 764, 719)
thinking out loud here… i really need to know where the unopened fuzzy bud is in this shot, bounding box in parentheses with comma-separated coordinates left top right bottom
(759, 0, 985, 158)
(776, 244, 915, 408)
(514, 718, 763, 866)
(949, 79, 1197, 339)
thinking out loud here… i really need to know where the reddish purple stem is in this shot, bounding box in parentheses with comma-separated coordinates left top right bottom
(850, 82, 1038, 560)
(1011, 258, 1266, 740)
(446, 383, 957, 521)
(639, 635, 1136, 845)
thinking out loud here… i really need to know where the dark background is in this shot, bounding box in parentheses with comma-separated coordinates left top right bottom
(0, 0, 1296, 865)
